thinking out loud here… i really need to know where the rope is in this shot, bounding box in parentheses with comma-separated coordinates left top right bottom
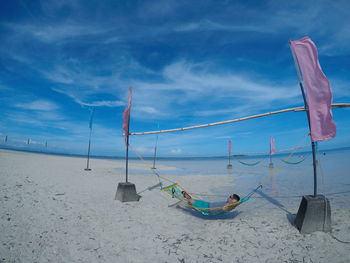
(280, 156, 307, 165)
(330, 233, 350, 244)
(258, 134, 310, 187)
(317, 151, 350, 244)
(232, 145, 309, 156)
(129, 144, 183, 189)
(128, 144, 165, 188)
(238, 160, 262, 166)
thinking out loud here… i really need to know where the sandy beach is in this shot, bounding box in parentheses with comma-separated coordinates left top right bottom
(1, 149, 350, 263)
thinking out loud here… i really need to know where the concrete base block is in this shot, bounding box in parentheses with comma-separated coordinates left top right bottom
(227, 164, 232, 169)
(115, 182, 141, 202)
(295, 195, 331, 234)
(269, 162, 274, 169)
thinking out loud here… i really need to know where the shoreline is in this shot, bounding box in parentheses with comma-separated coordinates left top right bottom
(2, 145, 350, 161)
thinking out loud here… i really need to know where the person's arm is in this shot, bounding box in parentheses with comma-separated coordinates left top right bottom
(222, 202, 239, 211)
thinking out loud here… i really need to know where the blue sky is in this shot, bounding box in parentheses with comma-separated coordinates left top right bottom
(0, 0, 349, 157)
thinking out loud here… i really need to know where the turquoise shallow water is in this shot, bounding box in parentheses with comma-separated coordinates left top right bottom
(128, 148, 350, 210)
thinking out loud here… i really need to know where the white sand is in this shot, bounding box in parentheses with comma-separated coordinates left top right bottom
(1, 149, 349, 263)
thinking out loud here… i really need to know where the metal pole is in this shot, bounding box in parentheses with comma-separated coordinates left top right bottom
(152, 135, 158, 169)
(85, 127, 92, 171)
(85, 108, 94, 171)
(125, 112, 131, 183)
(290, 43, 318, 197)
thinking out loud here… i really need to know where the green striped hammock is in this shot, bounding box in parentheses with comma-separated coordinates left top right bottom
(161, 183, 246, 216)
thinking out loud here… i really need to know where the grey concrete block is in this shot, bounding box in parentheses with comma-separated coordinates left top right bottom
(115, 182, 141, 202)
(295, 195, 331, 234)
(269, 162, 274, 169)
(227, 164, 232, 169)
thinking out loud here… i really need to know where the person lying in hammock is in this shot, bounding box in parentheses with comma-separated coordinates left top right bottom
(174, 190, 240, 213)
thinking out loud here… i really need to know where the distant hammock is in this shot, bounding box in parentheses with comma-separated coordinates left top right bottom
(280, 156, 306, 165)
(238, 160, 262, 166)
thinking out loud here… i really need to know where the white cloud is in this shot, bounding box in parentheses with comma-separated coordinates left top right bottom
(36, 111, 65, 121)
(51, 87, 124, 108)
(134, 106, 159, 114)
(14, 100, 59, 111)
(130, 60, 300, 120)
(175, 20, 268, 33)
(5, 22, 109, 44)
(133, 146, 154, 155)
(169, 148, 182, 154)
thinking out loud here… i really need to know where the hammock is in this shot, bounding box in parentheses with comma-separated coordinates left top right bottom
(129, 134, 308, 217)
(281, 156, 306, 165)
(161, 183, 252, 216)
(238, 160, 262, 166)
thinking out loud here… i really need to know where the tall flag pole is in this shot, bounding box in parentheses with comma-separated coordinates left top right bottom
(290, 37, 336, 197)
(85, 107, 95, 171)
(122, 87, 132, 182)
(115, 87, 139, 202)
(290, 36, 335, 233)
(227, 140, 232, 169)
(269, 136, 275, 168)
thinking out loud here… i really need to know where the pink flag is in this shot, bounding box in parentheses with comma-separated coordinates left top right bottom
(290, 37, 336, 142)
(270, 136, 275, 155)
(228, 140, 232, 155)
(122, 87, 132, 144)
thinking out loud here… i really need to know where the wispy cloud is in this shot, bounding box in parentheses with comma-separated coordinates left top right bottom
(130, 60, 300, 120)
(175, 20, 268, 33)
(44, 59, 301, 121)
(169, 148, 182, 154)
(51, 87, 124, 107)
(4, 22, 109, 44)
(14, 100, 59, 111)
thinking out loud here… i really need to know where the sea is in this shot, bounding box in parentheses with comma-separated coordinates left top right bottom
(2, 146, 350, 210)
(125, 147, 350, 210)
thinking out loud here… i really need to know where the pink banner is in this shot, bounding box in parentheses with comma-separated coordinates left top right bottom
(122, 87, 132, 144)
(290, 37, 336, 142)
(228, 140, 232, 155)
(270, 136, 275, 155)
